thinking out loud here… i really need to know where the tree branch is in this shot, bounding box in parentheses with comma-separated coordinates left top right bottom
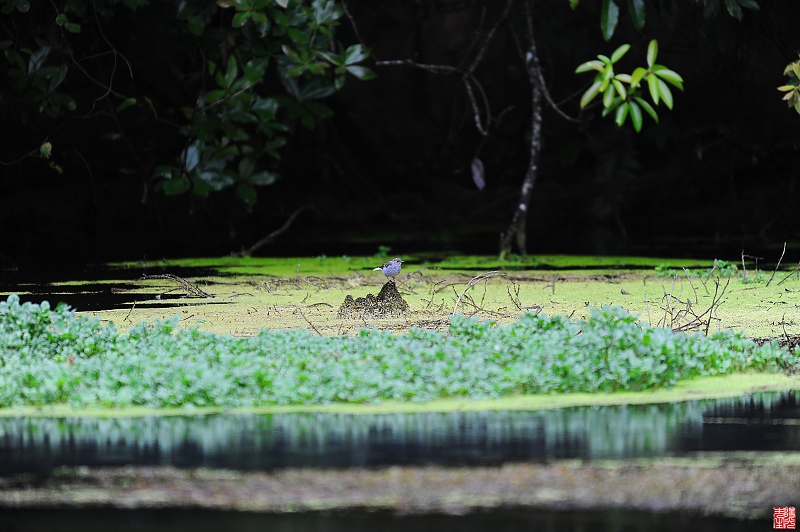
(237, 204, 314, 257)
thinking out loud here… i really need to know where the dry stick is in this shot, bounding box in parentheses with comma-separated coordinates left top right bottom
(139, 274, 214, 298)
(452, 271, 504, 316)
(777, 260, 800, 286)
(741, 249, 747, 283)
(297, 309, 323, 337)
(766, 242, 787, 287)
(683, 268, 699, 305)
(238, 204, 314, 257)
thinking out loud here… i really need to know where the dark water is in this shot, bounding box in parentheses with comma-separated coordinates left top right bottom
(0, 391, 797, 475)
(0, 507, 762, 532)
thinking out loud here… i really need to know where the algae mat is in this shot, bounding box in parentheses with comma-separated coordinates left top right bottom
(40, 254, 800, 341)
(1, 372, 797, 418)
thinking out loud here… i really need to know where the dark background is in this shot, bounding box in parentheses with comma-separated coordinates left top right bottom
(2, 0, 800, 267)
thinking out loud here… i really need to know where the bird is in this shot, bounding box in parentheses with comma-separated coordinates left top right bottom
(373, 257, 403, 283)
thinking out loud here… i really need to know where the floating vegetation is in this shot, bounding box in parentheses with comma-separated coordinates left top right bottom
(0, 295, 798, 408)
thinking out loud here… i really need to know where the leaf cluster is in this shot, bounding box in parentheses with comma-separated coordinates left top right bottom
(778, 57, 800, 116)
(576, 40, 684, 132)
(0, 295, 796, 409)
(0, 0, 374, 205)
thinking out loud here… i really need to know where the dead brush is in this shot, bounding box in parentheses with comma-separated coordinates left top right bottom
(647, 273, 730, 335)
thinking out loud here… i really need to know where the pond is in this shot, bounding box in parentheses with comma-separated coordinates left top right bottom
(1, 391, 796, 475)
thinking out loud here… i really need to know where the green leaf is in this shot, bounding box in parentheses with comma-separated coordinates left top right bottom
(626, 0, 645, 30)
(614, 73, 632, 83)
(724, 0, 743, 19)
(630, 67, 648, 87)
(224, 56, 238, 89)
(634, 96, 659, 123)
(653, 68, 684, 90)
(603, 82, 616, 108)
(601, 0, 619, 41)
(232, 12, 250, 29)
(736, 0, 760, 9)
(612, 78, 627, 100)
(656, 78, 674, 109)
(287, 27, 309, 45)
(580, 81, 603, 108)
(569, 0, 579, 8)
(343, 44, 368, 65)
(629, 100, 643, 131)
(575, 60, 605, 74)
(610, 44, 630, 63)
(250, 170, 279, 185)
(204, 89, 227, 104)
(647, 73, 660, 104)
(64, 22, 81, 34)
(162, 176, 191, 196)
(188, 14, 206, 35)
(39, 141, 52, 159)
(55, 13, 68, 26)
(236, 182, 257, 204)
(116, 98, 137, 112)
(615, 102, 629, 126)
(646, 40, 658, 68)
(275, 0, 289, 6)
(345, 65, 375, 80)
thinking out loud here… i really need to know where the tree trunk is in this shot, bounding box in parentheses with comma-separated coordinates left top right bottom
(500, 0, 543, 259)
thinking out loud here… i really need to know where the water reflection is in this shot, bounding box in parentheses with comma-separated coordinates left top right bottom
(0, 391, 796, 474)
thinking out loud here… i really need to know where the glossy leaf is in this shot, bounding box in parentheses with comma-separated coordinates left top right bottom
(634, 97, 659, 123)
(657, 78, 674, 109)
(116, 98, 137, 112)
(629, 99, 643, 131)
(575, 60, 605, 73)
(626, 0, 646, 30)
(610, 44, 630, 63)
(580, 81, 603, 108)
(647, 74, 660, 104)
(345, 65, 375, 80)
(603, 82, 616, 108)
(654, 68, 684, 90)
(646, 40, 658, 68)
(601, 0, 619, 41)
(615, 102, 629, 127)
(630, 67, 647, 88)
(725, 0, 743, 19)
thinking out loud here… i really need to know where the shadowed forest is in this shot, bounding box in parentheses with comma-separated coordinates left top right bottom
(1, 0, 800, 264)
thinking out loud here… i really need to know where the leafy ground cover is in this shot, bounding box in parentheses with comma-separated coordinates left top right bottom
(1, 293, 797, 409)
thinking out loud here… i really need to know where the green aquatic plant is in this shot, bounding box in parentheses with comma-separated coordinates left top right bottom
(0, 295, 796, 408)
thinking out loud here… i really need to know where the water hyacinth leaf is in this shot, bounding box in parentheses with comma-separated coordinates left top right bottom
(471, 157, 485, 190)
